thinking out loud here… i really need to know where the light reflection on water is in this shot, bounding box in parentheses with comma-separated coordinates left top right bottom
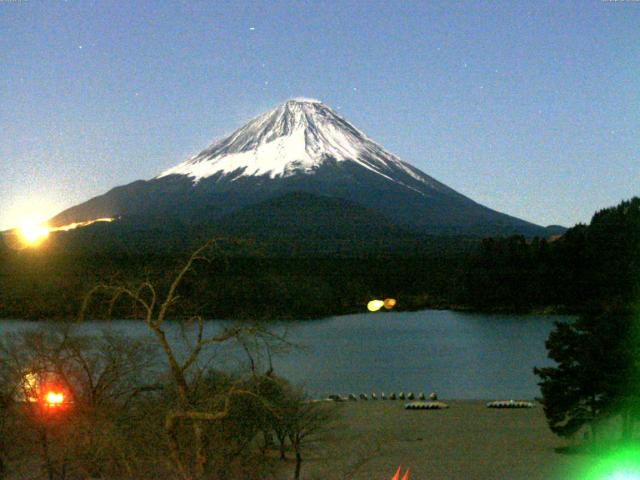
(0, 310, 571, 400)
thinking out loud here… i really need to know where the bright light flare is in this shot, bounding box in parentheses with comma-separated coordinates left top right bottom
(53, 217, 114, 232)
(44, 391, 65, 406)
(608, 471, 640, 480)
(5, 216, 115, 250)
(384, 298, 397, 310)
(576, 445, 640, 480)
(367, 300, 384, 312)
(368, 298, 397, 312)
(17, 221, 49, 246)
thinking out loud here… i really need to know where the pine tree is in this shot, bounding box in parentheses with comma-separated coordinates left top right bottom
(534, 307, 639, 440)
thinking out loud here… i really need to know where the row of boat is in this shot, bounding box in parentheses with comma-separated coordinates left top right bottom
(325, 394, 535, 410)
(327, 392, 436, 401)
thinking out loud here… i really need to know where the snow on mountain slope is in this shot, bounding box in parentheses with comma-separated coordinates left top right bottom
(157, 98, 443, 195)
(50, 97, 548, 237)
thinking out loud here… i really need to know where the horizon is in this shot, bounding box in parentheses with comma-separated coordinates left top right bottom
(2, 0, 639, 230)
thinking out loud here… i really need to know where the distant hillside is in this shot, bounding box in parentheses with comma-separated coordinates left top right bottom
(7, 192, 634, 321)
(458, 197, 640, 312)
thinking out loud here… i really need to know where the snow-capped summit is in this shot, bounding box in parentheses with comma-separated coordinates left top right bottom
(50, 98, 548, 237)
(157, 99, 432, 192)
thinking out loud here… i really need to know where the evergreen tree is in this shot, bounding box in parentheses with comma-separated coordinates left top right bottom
(534, 307, 639, 440)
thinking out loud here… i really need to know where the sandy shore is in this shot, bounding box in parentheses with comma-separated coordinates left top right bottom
(299, 400, 587, 480)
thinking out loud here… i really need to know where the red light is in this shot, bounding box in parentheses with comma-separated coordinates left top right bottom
(44, 391, 64, 406)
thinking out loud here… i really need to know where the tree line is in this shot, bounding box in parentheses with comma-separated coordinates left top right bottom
(1, 198, 638, 321)
(458, 197, 640, 313)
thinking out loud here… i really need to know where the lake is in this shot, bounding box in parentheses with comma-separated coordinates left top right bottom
(0, 310, 571, 400)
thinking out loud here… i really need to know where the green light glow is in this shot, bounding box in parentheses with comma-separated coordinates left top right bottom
(576, 445, 640, 480)
(608, 473, 640, 480)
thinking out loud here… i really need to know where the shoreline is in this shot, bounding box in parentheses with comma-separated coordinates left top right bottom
(0, 303, 581, 322)
(300, 400, 585, 480)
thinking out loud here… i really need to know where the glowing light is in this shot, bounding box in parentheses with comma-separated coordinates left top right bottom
(608, 472, 640, 480)
(384, 298, 397, 310)
(5, 217, 115, 250)
(17, 220, 49, 246)
(391, 466, 410, 480)
(576, 445, 640, 480)
(44, 391, 64, 406)
(52, 217, 114, 232)
(367, 300, 384, 312)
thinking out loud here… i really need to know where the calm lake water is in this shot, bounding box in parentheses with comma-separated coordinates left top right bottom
(0, 310, 571, 400)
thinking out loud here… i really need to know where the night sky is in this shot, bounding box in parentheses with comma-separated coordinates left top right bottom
(1, 0, 638, 230)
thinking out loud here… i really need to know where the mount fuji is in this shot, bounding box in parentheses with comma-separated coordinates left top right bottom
(50, 98, 552, 237)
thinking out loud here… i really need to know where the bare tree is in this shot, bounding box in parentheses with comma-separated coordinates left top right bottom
(0, 326, 160, 480)
(267, 388, 336, 480)
(81, 240, 286, 480)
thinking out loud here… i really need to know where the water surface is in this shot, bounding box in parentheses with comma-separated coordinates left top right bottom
(0, 310, 570, 399)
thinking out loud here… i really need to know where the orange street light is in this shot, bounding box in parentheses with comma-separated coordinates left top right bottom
(383, 298, 397, 310)
(44, 391, 65, 407)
